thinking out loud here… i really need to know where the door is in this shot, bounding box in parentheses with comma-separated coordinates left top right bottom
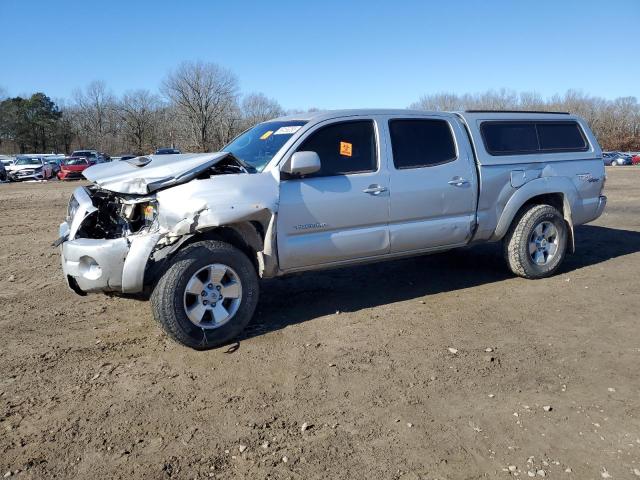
(277, 119, 390, 270)
(385, 117, 477, 253)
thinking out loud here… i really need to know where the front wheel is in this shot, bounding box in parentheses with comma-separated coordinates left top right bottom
(151, 240, 259, 350)
(503, 204, 568, 279)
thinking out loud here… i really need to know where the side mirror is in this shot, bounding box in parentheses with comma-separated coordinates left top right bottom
(283, 151, 321, 176)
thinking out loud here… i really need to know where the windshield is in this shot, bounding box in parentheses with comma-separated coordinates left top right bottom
(64, 158, 89, 166)
(15, 156, 42, 165)
(223, 120, 307, 171)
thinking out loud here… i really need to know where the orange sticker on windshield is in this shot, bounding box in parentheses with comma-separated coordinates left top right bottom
(260, 130, 274, 140)
(340, 141, 352, 157)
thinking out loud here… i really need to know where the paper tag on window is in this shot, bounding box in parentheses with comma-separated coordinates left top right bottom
(340, 141, 352, 157)
(260, 130, 273, 140)
(274, 126, 302, 135)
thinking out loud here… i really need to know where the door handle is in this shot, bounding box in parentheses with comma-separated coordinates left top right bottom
(448, 177, 469, 187)
(363, 184, 388, 195)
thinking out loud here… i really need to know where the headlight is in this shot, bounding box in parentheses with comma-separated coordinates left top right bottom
(142, 202, 158, 225)
(67, 196, 80, 221)
(120, 200, 157, 226)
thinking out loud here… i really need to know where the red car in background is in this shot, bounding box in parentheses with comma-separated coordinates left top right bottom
(632, 154, 640, 165)
(57, 157, 92, 180)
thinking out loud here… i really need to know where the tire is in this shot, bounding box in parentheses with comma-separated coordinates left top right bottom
(503, 204, 568, 279)
(150, 240, 259, 350)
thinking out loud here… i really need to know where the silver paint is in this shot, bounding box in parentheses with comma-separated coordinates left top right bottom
(83, 152, 230, 194)
(58, 109, 607, 296)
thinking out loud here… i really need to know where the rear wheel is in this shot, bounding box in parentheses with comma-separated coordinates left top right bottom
(503, 204, 568, 279)
(151, 240, 259, 349)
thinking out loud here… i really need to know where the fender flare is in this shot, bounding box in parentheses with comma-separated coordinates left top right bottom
(492, 176, 578, 251)
(142, 216, 277, 292)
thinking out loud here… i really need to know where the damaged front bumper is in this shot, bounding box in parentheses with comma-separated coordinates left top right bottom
(58, 187, 160, 295)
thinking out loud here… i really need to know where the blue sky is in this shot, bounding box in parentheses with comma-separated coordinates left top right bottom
(1, 0, 638, 110)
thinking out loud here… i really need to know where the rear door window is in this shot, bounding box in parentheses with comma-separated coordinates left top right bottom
(297, 120, 376, 177)
(389, 119, 457, 169)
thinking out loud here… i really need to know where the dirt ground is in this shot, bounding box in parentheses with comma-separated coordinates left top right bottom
(1, 168, 639, 480)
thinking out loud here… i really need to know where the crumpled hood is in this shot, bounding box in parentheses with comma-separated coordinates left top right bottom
(83, 152, 231, 195)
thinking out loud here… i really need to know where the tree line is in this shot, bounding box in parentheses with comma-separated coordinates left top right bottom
(0, 61, 287, 155)
(410, 89, 640, 151)
(1, 64, 638, 155)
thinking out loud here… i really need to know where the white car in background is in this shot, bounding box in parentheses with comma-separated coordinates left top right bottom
(7, 155, 55, 181)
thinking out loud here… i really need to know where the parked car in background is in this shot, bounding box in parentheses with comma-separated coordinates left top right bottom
(606, 151, 632, 166)
(46, 156, 65, 175)
(0, 161, 6, 181)
(71, 150, 104, 164)
(155, 147, 181, 155)
(602, 152, 615, 166)
(58, 157, 92, 180)
(7, 155, 55, 181)
(632, 154, 640, 165)
(0, 155, 15, 168)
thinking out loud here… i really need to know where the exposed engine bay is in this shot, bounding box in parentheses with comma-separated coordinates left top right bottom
(76, 188, 156, 239)
(76, 156, 255, 240)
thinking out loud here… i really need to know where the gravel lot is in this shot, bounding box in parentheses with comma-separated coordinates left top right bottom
(1, 168, 639, 479)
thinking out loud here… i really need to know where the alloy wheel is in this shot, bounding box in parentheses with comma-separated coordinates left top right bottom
(183, 263, 243, 329)
(528, 221, 559, 266)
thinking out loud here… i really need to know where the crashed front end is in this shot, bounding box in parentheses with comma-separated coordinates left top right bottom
(58, 186, 161, 295)
(57, 152, 279, 296)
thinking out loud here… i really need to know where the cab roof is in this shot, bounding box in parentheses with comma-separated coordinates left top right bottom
(270, 108, 579, 124)
(270, 109, 445, 123)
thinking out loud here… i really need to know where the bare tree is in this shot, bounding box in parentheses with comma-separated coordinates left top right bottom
(410, 89, 640, 151)
(152, 104, 184, 150)
(241, 93, 284, 127)
(118, 89, 161, 154)
(4, 66, 639, 155)
(72, 80, 115, 150)
(211, 99, 243, 148)
(161, 61, 240, 152)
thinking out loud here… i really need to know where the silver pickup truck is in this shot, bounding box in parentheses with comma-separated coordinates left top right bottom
(58, 109, 607, 349)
